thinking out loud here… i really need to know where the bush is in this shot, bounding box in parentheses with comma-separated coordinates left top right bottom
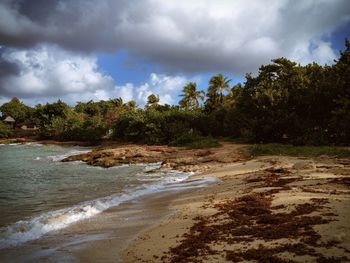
(38, 117, 65, 139)
(61, 114, 108, 141)
(112, 108, 209, 145)
(38, 113, 108, 141)
(112, 109, 147, 142)
(0, 121, 13, 138)
(169, 130, 220, 148)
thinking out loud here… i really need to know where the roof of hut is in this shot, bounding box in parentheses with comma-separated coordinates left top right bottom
(4, 116, 15, 123)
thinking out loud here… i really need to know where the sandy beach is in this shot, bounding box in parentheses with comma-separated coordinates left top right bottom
(120, 156, 350, 262)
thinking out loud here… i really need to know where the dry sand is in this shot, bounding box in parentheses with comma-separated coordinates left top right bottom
(122, 156, 350, 262)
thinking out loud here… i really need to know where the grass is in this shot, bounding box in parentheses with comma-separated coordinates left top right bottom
(169, 133, 221, 148)
(247, 143, 350, 158)
(183, 137, 221, 149)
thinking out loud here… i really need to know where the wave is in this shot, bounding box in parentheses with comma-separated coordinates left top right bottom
(0, 168, 218, 249)
(24, 142, 44, 147)
(46, 149, 91, 162)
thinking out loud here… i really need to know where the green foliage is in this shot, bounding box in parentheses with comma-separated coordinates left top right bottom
(205, 73, 232, 111)
(61, 114, 108, 141)
(35, 100, 71, 127)
(179, 82, 205, 109)
(126, 100, 137, 109)
(169, 131, 220, 148)
(0, 97, 32, 125)
(39, 117, 65, 139)
(112, 108, 208, 145)
(0, 121, 13, 138)
(146, 94, 160, 110)
(112, 109, 146, 142)
(230, 43, 350, 145)
(39, 111, 108, 141)
(75, 98, 124, 116)
(248, 144, 350, 158)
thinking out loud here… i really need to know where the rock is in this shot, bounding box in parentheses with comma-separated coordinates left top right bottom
(292, 161, 315, 170)
(195, 150, 212, 157)
(161, 161, 172, 168)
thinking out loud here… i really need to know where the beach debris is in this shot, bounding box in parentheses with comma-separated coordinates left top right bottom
(166, 169, 349, 263)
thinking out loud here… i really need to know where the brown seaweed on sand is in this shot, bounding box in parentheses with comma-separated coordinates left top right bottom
(166, 169, 349, 263)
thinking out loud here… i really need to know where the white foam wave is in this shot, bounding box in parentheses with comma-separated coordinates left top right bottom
(47, 149, 91, 162)
(25, 142, 44, 147)
(0, 169, 217, 249)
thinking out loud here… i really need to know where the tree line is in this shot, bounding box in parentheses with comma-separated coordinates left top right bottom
(1, 40, 349, 146)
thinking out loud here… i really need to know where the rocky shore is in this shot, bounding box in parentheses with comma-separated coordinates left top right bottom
(61, 143, 248, 172)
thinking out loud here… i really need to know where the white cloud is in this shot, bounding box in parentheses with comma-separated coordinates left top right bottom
(0, 45, 189, 106)
(291, 40, 337, 65)
(112, 73, 189, 106)
(0, 45, 115, 101)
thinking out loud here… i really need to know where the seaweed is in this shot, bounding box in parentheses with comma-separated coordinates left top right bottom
(165, 169, 348, 263)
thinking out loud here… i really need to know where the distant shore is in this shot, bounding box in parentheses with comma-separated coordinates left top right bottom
(0, 137, 103, 147)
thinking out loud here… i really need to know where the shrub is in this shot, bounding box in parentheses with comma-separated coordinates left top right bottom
(169, 130, 220, 148)
(0, 121, 13, 138)
(112, 108, 209, 145)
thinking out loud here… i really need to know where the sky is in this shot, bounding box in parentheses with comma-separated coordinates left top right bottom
(0, 0, 349, 107)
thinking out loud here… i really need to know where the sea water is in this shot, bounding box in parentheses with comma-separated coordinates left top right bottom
(0, 143, 216, 251)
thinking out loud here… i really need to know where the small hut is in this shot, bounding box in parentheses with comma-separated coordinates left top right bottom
(4, 116, 15, 129)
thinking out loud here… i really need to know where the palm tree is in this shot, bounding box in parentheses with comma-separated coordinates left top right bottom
(179, 82, 205, 109)
(111, 97, 124, 107)
(207, 73, 232, 104)
(126, 100, 137, 110)
(225, 83, 242, 108)
(146, 94, 160, 109)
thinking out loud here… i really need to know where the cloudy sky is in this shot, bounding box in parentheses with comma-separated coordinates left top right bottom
(0, 0, 349, 106)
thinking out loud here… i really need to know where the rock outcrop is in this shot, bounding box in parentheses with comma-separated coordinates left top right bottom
(62, 143, 247, 172)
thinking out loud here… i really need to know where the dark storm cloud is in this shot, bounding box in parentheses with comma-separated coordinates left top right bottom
(0, 60, 19, 77)
(1, 0, 350, 74)
(0, 0, 135, 51)
(0, 47, 20, 78)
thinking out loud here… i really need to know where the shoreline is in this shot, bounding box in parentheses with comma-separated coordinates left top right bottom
(2, 139, 350, 262)
(0, 142, 219, 262)
(1, 137, 249, 173)
(0, 188, 197, 263)
(0, 137, 105, 147)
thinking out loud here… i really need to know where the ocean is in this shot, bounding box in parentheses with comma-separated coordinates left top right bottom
(0, 143, 215, 261)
